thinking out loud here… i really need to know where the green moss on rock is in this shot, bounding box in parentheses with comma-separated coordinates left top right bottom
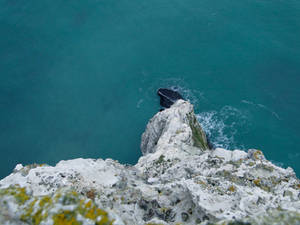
(187, 112, 210, 150)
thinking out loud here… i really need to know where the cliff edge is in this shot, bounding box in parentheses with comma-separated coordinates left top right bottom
(0, 100, 299, 225)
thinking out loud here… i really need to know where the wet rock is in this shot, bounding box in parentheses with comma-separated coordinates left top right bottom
(157, 88, 184, 108)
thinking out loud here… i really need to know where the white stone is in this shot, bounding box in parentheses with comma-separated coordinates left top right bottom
(14, 164, 23, 171)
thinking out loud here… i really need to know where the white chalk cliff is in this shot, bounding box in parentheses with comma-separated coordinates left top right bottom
(0, 100, 300, 225)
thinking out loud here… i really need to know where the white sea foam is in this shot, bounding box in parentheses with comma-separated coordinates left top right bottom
(241, 100, 280, 120)
(170, 85, 206, 106)
(196, 106, 248, 149)
(148, 82, 248, 150)
(161, 84, 247, 150)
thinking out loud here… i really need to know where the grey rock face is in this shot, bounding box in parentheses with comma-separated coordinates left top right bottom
(141, 100, 210, 155)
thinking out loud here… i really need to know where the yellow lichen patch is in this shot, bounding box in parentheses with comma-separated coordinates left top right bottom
(196, 180, 206, 185)
(85, 200, 92, 209)
(61, 192, 79, 205)
(253, 150, 263, 160)
(54, 192, 113, 225)
(95, 210, 114, 225)
(21, 195, 52, 225)
(2, 188, 114, 225)
(253, 179, 261, 186)
(30, 196, 52, 225)
(39, 196, 52, 207)
(15, 187, 30, 204)
(86, 208, 98, 220)
(32, 208, 45, 225)
(20, 199, 37, 222)
(54, 192, 62, 201)
(70, 191, 78, 197)
(78, 199, 114, 225)
(248, 162, 255, 166)
(0, 186, 30, 204)
(228, 185, 236, 192)
(53, 210, 81, 225)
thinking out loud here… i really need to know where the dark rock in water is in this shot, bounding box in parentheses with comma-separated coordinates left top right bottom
(157, 88, 184, 108)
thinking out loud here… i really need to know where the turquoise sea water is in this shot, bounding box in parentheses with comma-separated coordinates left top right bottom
(0, 0, 299, 178)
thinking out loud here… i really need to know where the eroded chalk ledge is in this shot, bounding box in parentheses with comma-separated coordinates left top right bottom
(0, 100, 299, 225)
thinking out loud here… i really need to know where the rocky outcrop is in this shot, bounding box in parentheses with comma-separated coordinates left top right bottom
(0, 100, 300, 225)
(141, 100, 211, 155)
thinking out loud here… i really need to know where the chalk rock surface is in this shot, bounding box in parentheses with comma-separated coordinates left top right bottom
(0, 100, 300, 225)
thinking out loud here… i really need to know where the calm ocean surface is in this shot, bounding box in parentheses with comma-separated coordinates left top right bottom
(0, 0, 299, 178)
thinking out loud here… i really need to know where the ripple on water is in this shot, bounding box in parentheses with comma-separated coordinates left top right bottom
(196, 106, 249, 150)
